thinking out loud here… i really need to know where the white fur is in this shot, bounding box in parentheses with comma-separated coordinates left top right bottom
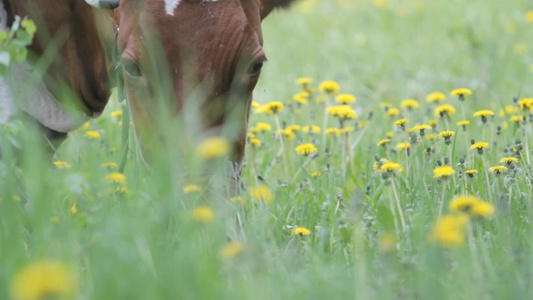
(165, 0, 182, 15)
(0, 2, 88, 132)
(84, 0, 100, 6)
(164, 0, 219, 16)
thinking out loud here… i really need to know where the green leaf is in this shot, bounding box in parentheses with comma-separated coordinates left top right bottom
(21, 19, 37, 38)
(0, 31, 8, 44)
(15, 30, 32, 45)
(0, 51, 11, 66)
(15, 47, 27, 63)
(376, 204, 395, 232)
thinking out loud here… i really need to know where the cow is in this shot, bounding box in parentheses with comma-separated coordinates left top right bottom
(0, 0, 295, 185)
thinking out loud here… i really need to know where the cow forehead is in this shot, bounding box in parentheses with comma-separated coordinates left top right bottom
(164, 0, 219, 16)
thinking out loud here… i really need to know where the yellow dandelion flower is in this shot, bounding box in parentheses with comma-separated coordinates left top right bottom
(426, 92, 446, 103)
(310, 172, 321, 178)
(510, 115, 524, 123)
(413, 124, 431, 132)
(450, 88, 472, 97)
(302, 125, 321, 134)
(315, 96, 327, 104)
(101, 162, 118, 168)
(249, 138, 262, 147)
(296, 77, 313, 85)
(373, 0, 388, 8)
(85, 130, 101, 139)
(473, 110, 494, 123)
(53, 161, 71, 169)
(386, 108, 400, 117)
(381, 102, 393, 109)
(526, 11, 533, 22)
(251, 101, 261, 109)
(396, 143, 411, 150)
(518, 98, 533, 111)
(198, 137, 230, 159)
(247, 133, 256, 139)
(110, 110, 123, 117)
(377, 139, 391, 146)
(457, 120, 470, 130)
(435, 104, 456, 118)
(386, 131, 393, 138)
(340, 126, 354, 133)
(428, 120, 438, 127)
(465, 169, 478, 178)
(295, 143, 318, 156)
(439, 131, 454, 138)
(426, 134, 437, 141)
(470, 142, 489, 154)
(255, 122, 272, 132)
(230, 196, 245, 204)
(293, 92, 309, 105)
(499, 157, 519, 164)
(400, 99, 420, 109)
(473, 110, 494, 117)
(183, 184, 201, 194)
(291, 227, 311, 236)
(335, 93, 356, 104)
(489, 165, 508, 174)
(249, 185, 273, 203)
(318, 80, 341, 94)
(192, 206, 214, 224)
(105, 172, 126, 185)
(220, 242, 244, 259)
(378, 232, 396, 254)
(449, 195, 481, 214)
(77, 122, 90, 131)
(471, 202, 495, 218)
(276, 129, 296, 140)
(261, 101, 285, 114)
(433, 165, 455, 178)
(70, 204, 77, 214)
(393, 118, 409, 128)
(11, 260, 77, 300)
(326, 128, 341, 136)
(327, 105, 358, 119)
(515, 44, 527, 56)
(380, 162, 403, 173)
(430, 214, 468, 248)
(286, 125, 301, 132)
(499, 105, 518, 116)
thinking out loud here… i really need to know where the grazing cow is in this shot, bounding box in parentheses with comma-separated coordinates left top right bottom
(1, 0, 295, 179)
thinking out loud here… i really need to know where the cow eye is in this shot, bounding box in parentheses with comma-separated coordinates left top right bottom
(122, 59, 142, 78)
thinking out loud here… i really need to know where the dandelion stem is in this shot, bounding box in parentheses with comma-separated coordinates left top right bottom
(391, 179, 407, 232)
(481, 155, 493, 203)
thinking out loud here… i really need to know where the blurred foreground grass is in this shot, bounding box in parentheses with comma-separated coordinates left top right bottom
(2, 0, 533, 299)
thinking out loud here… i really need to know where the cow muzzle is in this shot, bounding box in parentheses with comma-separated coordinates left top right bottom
(85, 0, 120, 9)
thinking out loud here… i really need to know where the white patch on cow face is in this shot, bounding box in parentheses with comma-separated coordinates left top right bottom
(165, 0, 182, 16)
(164, 0, 219, 16)
(84, 0, 100, 7)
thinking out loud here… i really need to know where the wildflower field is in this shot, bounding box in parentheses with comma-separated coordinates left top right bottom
(3, 0, 533, 299)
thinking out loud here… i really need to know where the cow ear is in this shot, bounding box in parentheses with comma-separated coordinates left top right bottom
(260, 0, 297, 20)
(85, 0, 120, 9)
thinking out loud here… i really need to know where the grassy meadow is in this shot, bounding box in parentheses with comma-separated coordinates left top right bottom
(3, 0, 533, 299)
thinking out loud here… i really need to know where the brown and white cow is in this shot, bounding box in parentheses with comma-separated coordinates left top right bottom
(0, 0, 294, 176)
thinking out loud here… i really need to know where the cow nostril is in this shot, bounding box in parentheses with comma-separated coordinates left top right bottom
(122, 59, 142, 78)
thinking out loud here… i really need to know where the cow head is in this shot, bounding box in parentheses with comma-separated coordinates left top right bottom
(113, 0, 295, 165)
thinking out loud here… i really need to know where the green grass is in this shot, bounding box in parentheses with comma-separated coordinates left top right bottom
(2, 0, 533, 299)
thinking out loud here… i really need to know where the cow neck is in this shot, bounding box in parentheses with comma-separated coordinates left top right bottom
(0, 1, 90, 134)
